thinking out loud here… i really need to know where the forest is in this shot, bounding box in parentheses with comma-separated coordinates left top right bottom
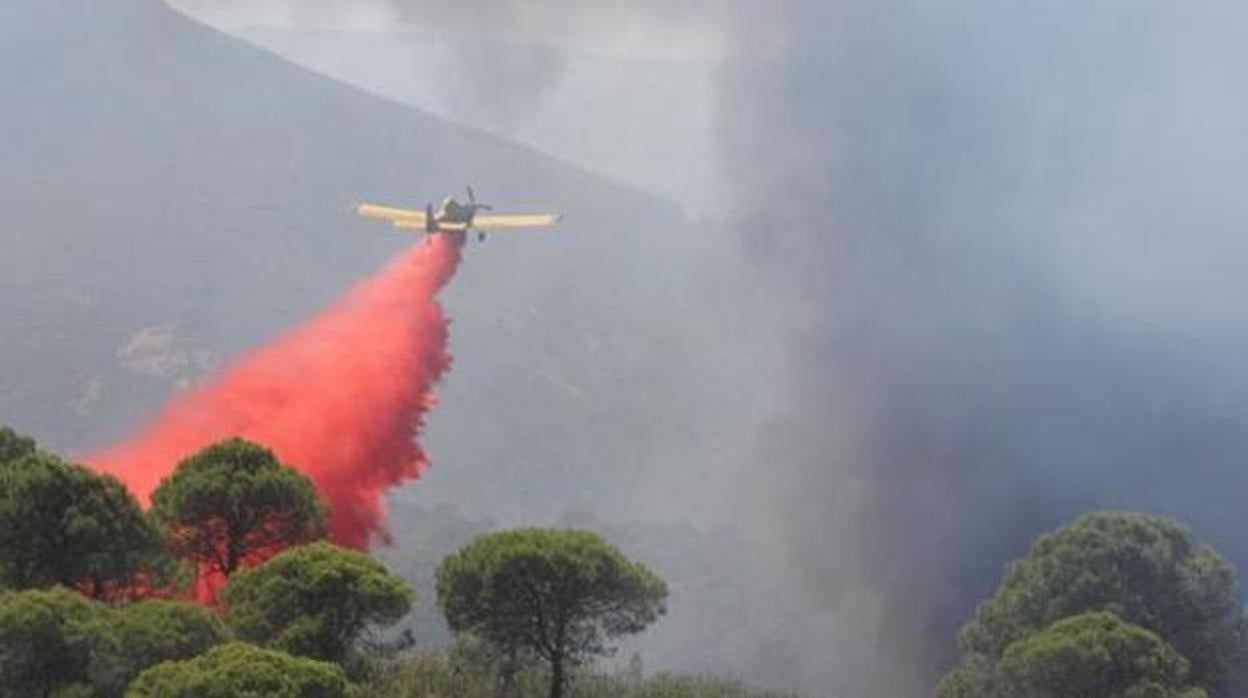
(0, 426, 791, 698)
(4, 424, 1247, 697)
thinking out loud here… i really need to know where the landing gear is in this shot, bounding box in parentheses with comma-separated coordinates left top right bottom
(478, 231, 487, 243)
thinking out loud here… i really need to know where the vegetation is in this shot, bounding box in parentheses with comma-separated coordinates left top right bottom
(939, 511, 1243, 697)
(0, 587, 101, 698)
(995, 612, 1205, 697)
(88, 600, 229, 698)
(222, 541, 413, 669)
(126, 642, 356, 698)
(437, 528, 668, 698)
(0, 452, 171, 599)
(150, 438, 327, 580)
(0, 426, 36, 465)
(366, 650, 794, 698)
(8, 425, 1248, 698)
(0, 588, 230, 698)
(0, 428, 791, 697)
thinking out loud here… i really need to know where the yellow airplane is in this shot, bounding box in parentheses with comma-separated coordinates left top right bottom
(355, 187, 561, 242)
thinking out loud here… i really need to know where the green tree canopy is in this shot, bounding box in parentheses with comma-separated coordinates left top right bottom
(150, 438, 327, 580)
(0, 587, 101, 698)
(88, 600, 229, 698)
(0, 452, 172, 598)
(222, 541, 413, 668)
(436, 528, 668, 698)
(0, 590, 230, 698)
(126, 642, 356, 698)
(0, 426, 36, 465)
(941, 511, 1241, 695)
(993, 612, 1206, 698)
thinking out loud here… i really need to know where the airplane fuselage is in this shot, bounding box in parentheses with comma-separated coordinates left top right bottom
(436, 197, 488, 227)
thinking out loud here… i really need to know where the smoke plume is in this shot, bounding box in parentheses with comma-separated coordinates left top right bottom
(87, 233, 463, 547)
(717, 2, 1248, 693)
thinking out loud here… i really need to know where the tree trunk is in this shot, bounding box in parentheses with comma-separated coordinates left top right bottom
(549, 654, 565, 698)
(498, 646, 518, 698)
(225, 534, 242, 575)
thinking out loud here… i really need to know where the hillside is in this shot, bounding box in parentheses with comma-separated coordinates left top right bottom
(228, 25, 722, 215)
(0, 0, 789, 687)
(0, 0, 721, 503)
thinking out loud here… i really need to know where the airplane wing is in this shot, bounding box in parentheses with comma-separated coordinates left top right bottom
(395, 220, 469, 232)
(471, 213, 562, 230)
(355, 203, 426, 225)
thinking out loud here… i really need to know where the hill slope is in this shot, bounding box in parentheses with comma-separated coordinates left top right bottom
(0, 0, 793, 688)
(0, 0, 712, 476)
(230, 25, 722, 215)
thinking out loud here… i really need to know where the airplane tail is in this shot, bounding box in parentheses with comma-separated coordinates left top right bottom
(425, 204, 436, 234)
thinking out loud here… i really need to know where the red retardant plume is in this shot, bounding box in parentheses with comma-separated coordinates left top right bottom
(87, 233, 463, 549)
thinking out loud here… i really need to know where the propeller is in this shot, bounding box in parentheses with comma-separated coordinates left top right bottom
(466, 185, 492, 211)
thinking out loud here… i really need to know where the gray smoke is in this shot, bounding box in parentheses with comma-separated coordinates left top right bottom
(720, 1, 1248, 694)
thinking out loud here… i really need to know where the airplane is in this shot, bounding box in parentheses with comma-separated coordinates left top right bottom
(354, 187, 561, 242)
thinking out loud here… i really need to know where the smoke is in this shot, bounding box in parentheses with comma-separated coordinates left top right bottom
(87, 234, 463, 547)
(718, 1, 1248, 694)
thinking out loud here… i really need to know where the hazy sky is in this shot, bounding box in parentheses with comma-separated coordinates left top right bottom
(166, 0, 769, 65)
(163, 0, 776, 215)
